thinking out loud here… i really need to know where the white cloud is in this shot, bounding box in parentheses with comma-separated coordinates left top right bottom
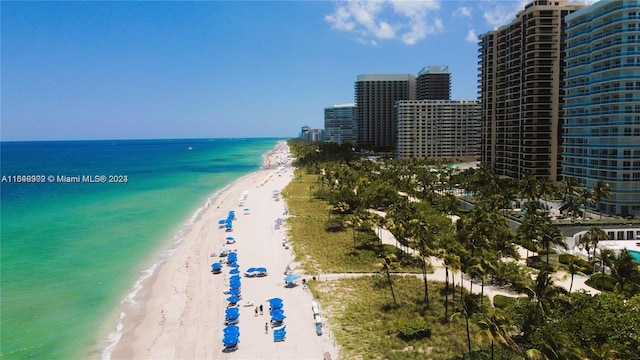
(481, 0, 527, 29)
(455, 6, 472, 18)
(325, 0, 443, 45)
(465, 29, 477, 43)
(324, 6, 355, 31)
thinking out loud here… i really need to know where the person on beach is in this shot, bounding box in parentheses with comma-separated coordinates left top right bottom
(259, 304, 263, 315)
(255, 307, 259, 317)
(265, 322, 269, 334)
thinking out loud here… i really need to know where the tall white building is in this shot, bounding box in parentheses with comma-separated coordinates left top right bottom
(396, 100, 481, 159)
(563, 0, 640, 215)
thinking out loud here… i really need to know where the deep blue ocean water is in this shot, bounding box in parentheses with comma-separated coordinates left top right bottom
(0, 138, 281, 359)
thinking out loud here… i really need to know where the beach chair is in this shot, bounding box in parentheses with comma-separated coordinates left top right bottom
(273, 325, 286, 342)
(224, 317, 239, 325)
(211, 262, 222, 274)
(222, 336, 239, 352)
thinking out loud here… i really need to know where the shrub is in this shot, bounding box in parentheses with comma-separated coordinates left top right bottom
(324, 218, 344, 232)
(396, 318, 432, 340)
(586, 273, 617, 291)
(493, 295, 517, 310)
(526, 255, 558, 271)
(558, 253, 592, 274)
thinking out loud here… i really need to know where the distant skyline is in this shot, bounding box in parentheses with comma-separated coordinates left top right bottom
(1, 0, 597, 141)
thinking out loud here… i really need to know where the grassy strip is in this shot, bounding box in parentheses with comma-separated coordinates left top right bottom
(283, 168, 497, 359)
(283, 170, 422, 273)
(309, 276, 481, 360)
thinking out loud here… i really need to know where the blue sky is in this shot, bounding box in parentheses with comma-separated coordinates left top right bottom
(1, 0, 594, 141)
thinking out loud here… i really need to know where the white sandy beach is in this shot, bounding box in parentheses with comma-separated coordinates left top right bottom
(106, 141, 601, 360)
(109, 142, 338, 360)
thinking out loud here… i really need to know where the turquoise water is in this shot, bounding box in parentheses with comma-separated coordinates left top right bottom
(0, 138, 281, 359)
(629, 250, 640, 263)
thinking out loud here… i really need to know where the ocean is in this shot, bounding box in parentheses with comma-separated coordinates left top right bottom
(0, 138, 282, 359)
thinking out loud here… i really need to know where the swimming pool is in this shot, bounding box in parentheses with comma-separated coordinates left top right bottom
(629, 250, 640, 263)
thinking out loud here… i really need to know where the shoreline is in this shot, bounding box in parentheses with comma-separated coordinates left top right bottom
(92, 182, 235, 360)
(95, 141, 338, 360)
(89, 167, 261, 360)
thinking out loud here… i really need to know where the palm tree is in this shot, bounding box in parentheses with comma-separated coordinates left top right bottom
(467, 256, 493, 305)
(520, 172, 541, 204)
(585, 226, 609, 263)
(527, 329, 585, 360)
(441, 250, 461, 321)
(562, 176, 582, 204)
(345, 210, 369, 253)
(344, 214, 359, 253)
(523, 270, 562, 321)
(451, 294, 483, 356)
(378, 254, 398, 305)
(592, 180, 611, 218)
(560, 177, 582, 218)
(562, 255, 586, 292)
(408, 211, 450, 308)
(537, 176, 558, 205)
(578, 187, 595, 219)
(599, 249, 615, 291)
(540, 223, 566, 271)
(610, 249, 640, 294)
(476, 309, 516, 360)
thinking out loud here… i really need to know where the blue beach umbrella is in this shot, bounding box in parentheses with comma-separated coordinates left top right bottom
(222, 336, 238, 346)
(271, 314, 286, 321)
(225, 307, 239, 314)
(229, 275, 241, 281)
(229, 269, 240, 275)
(256, 267, 267, 273)
(227, 296, 241, 303)
(218, 219, 227, 225)
(225, 308, 240, 318)
(226, 236, 235, 241)
(229, 262, 240, 269)
(229, 282, 241, 289)
(284, 274, 300, 283)
(270, 309, 285, 316)
(228, 288, 241, 296)
(211, 262, 222, 270)
(223, 325, 240, 334)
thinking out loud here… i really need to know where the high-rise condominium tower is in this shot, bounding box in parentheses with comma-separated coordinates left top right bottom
(478, 0, 585, 181)
(396, 100, 481, 159)
(355, 74, 416, 149)
(563, 0, 640, 215)
(416, 65, 451, 100)
(324, 103, 357, 145)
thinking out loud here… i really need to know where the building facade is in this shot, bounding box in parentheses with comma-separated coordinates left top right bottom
(416, 65, 451, 100)
(563, 0, 640, 215)
(478, 0, 585, 181)
(355, 74, 416, 149)
(324, 103, 357, 145)
(300, 126, 323, 142)
(396, 100, 481, 159)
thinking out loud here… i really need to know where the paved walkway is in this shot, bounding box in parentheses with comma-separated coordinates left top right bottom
(313, 211, 600, 302)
